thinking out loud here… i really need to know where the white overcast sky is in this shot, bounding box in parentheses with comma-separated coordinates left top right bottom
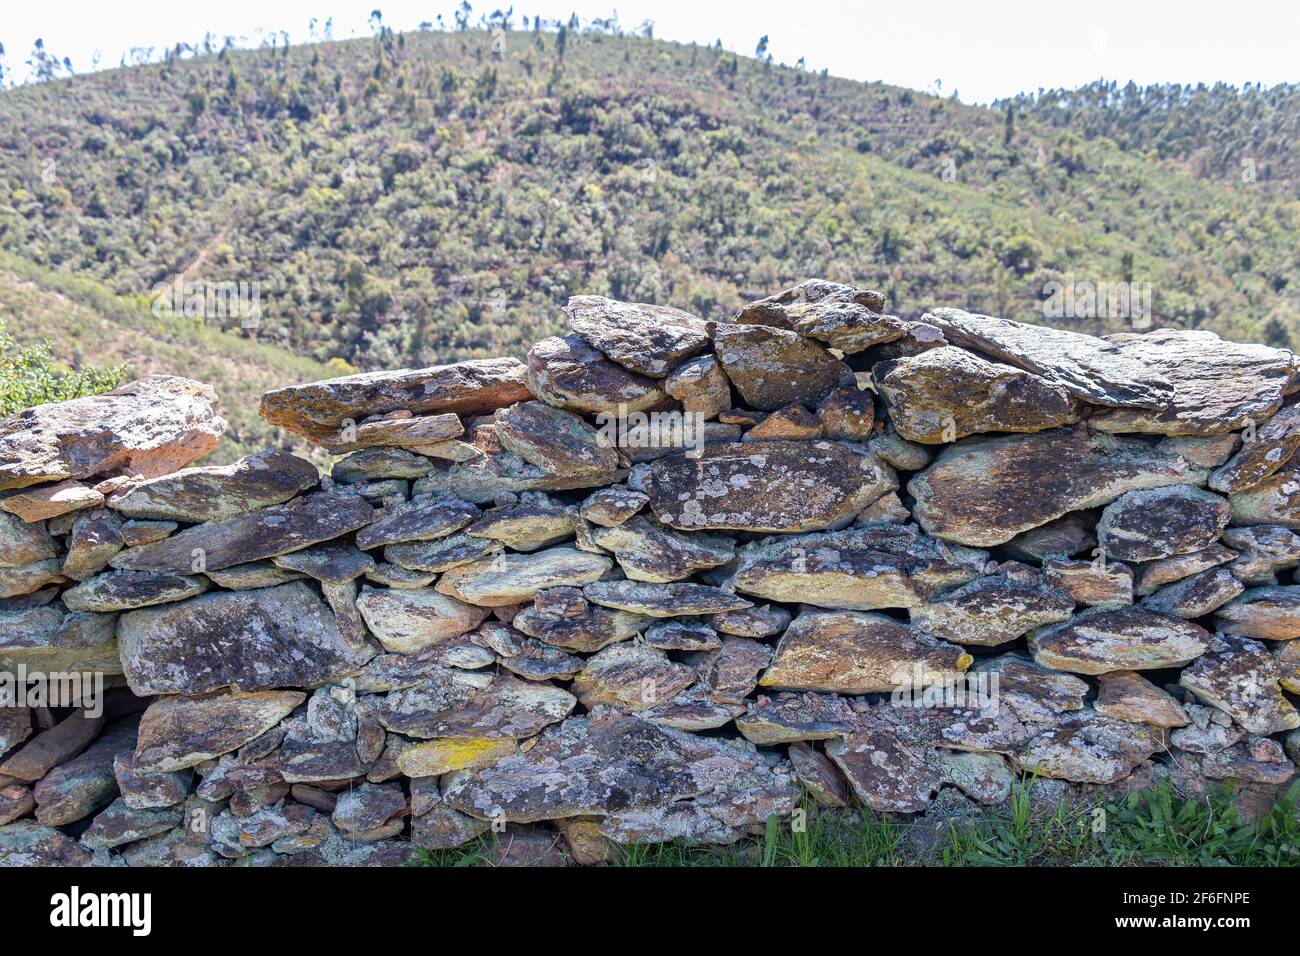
(2, 0, 1297, 103)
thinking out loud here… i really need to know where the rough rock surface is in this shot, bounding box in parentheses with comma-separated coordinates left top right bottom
(713, 323, 854, 410)
(1096, 485, 1231, 561)
(566, 295, 711, 378)
(1029, 608, 1210, 674)
(106, 451, 319, 522)
(525, 334, 667, 414)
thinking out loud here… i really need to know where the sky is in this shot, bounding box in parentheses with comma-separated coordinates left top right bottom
(2, 0, 1297, 103)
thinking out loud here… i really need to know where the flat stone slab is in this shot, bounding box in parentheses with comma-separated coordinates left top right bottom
(318, 412, 464, 453)
(354, 496, 478, 550)
(1209, 403, 1300, 493)
(646, 440, 896, 533)
(565, 295, 711, 378)
(512, 603, 652, 653)
(735, 692, 857, 745)
(1228, 456, 1300, 528)
(760, 609, 972, 694)
(1013, 710, 1162, 784)
(591, 518, 734, 582)
(571, 643, 696, 712)
(0, 479, 104, 522)
(1029, 607, 1210, 674)
(61, 568, 209, 612)
(525, 334, 667, 414)
(1214, 586, 1300, 640)
(909, 426, 1208, 546)
(583, 580, 752, 617)
(105, 451, 319, 522)
(437, 548, 612, 607)
(921, 308, 1174, 408)
(1134, 544, 1236, 596)
(118, 581, 375, 695)
(0, 377, 225, 491)
(1094, 671, 1189, 727)
(875, 346, 1077, 443)
(372, 670, 574, 740)
(1179, 635, 1300, 734)
(910, 572, 1075, 646)
(1097, 484, 1230, 561)
(258, 357, 532, 442)
(355, 587, 490, 654)
(111, 490, 375, 573)
(1142, 568, 1243, 619)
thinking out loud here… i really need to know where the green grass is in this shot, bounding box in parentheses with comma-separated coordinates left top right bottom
(410, 778, 1300, 867)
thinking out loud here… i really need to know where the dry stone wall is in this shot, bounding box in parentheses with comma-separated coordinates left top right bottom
(4, 278, 1300, 866)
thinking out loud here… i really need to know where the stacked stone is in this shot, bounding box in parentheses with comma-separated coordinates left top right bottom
(4, 279, 1300, 867)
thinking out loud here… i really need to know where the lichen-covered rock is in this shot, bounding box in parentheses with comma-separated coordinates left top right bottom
(106, 451, 319, 522)
(922, 308, 1174, 408)
(644, 619, 722, 651)
(466, 496, 574, 552)
(354, 496, 478, 550)
(566, 295, 711, 378)
(972, 655, 1089, 722)
(373, 670, 574, 741)
(1201, 737, 1295, 785)
(134, 690, 305, 772)
(909, 573, 1075, 647)
(0, 479, 104, 522)
(1097, 485, 1230, 561)
(1042, 558, 1133, 607)
(875, 346, 1077, 443)
(0, 784, 35, 825)
(1029, 607, 1210, 674)
(760, 609, 971, 694)
(1228, 456, 1300, 529)
(591, 518, 734, 583)
(664, 355, 731, 420)
(437, 548, 612, 607)
(494, 401, 621, 477)
(1137, 568, 1239, 620)
(710, 603, 791, 638)
(689, 637, 772, 704)
(81, 797, 185, 849)
(1089, 329, 1295, 435)
(353, 586, 488, 654)
(744, 404, 822, 441)
(0, 711, 104, 782)
(258, 358, 532, 442)
(734, 278, 886, 327)
(1172, 702, 1245, 754)
(579, 486, 648, 527)
(571, 643, 696, 712)
(645, 440, 895, 533)
(384, 533, 501, 574)
(736, 692, 856, 745)
(0, 820, 92, 866)
(113, 752, 192, 809)
(729, 524, 986, 611)
(712, 323, 854, 410)
(59, 509, 124, 581)
(525, 334, 667, 415)
(909, 427, 1208, 547)
(0, 377, 225, 491)
(0, 511, 57, 569)
(584, 580, 752, 617)
(1179, 635, 1300, 734)
(1209, 403, 1300, 492)
(816, 386, 875, 441)
(1094, 671, 1189, 727)
(118, 581, 374, 695)
(1013, 710, 1161, 784)
(332, 782, 407, 841)
(444, 713, 798, 844)
(111, 490, 375, 574)
(1002, 513, 1096, 561)
(787, 742, 850, 807)
(319, 412, 464, 454)
(34, 718, 137, 826)
(0, 603, 120, 674)
(497, 636, 585, 681)
(825, 723, 940, 813)
(1222, 526, 1300, 586)
(61, 568, 209, 612)
(1214, 586, 1300, 640)
(1133, 544, 1237, 596)
(512, 602, 651, 653)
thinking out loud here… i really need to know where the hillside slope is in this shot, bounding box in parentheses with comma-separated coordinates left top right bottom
(0, 28, 1296, 372)
(0, 252, 332, 463)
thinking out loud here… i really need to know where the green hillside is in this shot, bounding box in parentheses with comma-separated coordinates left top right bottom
(0, 27, 1296, 375)
(0, 251, 332, 463)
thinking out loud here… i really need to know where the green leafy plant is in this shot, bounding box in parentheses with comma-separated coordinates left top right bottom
(0, 316, 127, 416)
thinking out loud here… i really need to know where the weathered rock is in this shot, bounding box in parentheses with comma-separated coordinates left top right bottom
(525, 334, 667, 414)
(437, 548, 612, 607)
(1276, 639, 1300, 694)
(566, 295, 711, 378)
(579, 486, 648, 528)
(584, 580, 752, 617)
(355, 587, 490, 654)
(494, 401, 620, 477)
(1210, 403, 1300, 492)
(590, 518, 734, 583)
(34, 718, 137, 826)
(1201, 737, 1296, 785)
(113, 752, 192, 809)
(787, 742, 850, 807)
(0, 558, 65, 598)
(1171, 702, 1244, 754)
(372, 671, 574, 740)
(497, 637, 585, 681)
(689, 637, 772, 704)
(0, 479, 104, 522)
(1179, 635, 1300, 734)
(646, 440, 895, 533)
(571, 643, 696, 712)
(1143, 568, 1244, 619)
(1013, 710, 1161, 784)
(209, 802, 318, 857)
(760, 610, 971, 694)
(332, 782, 406, 840)
(1222, 526, 1300, 585)
(735, 278, 887, 325)
(331, 447, 444, 483)
(712, 323, 854, 410)
(816, 386, 875, 441)
(0, 820, 92, 866)
(640, 687, 747, 732)
(1214, 586, 1300, 641)
(734, 280, 901, 353)
(1002, 513, 1096, 561)
(0, 511, 57, 569)
(909, 427, 1208, 547)
(319, 412, 464, 453)
(384, 533, 501, 574)
(922, 308, 1173, 408)
(736, 692, 856, 745)
(1094, 671, 1189, 727)
(643, 619, 722, 651)
(1097, 485, 1230, 561)
(202, 561, 306, 590)
(664, 355, 731, 420)
(0, 377, 225, 491)
(710, 603, 791, 638)
(414, 446, 626, 503)
(1228, 455, 1300, 529)
(118, 519, 177, 547)
(272, 543, 374, 583)
(118, 581, 375, 695)
(1090, 329, 1295, 435)
(59, 509, 123, 580)
(134, 691, 305, 772)
(258, 358, 532, 442)
(0, 603, 120, 674)
(445, 713, 798, 844)
(0, 707, 31, 756)
(106, 451, 319, 523)
(875, 346, 1077, 443)
(825, 723, 941, 813)
(0, 784, 35, 825)
(910, 573, 1075, 647)
(409, 781, 491, 850)
(512, 603, 651, 653)
(1133, 544, 1236, 596)
(81, 797, 184, 849)
(974, 656, 1088, 722)
(1029, 608, 1210, 674)
(111, 490, 375, 574)
(939, 751, 1017, 805)
(1042, 558, 1132, 607)
(0, 710, 103, 782)
(364, 562, 436, 589)
(729, 523, 986, 611)
(466, 496, 574, 552)
(61, 568, 209, 612)
(353, 496, 477, 551)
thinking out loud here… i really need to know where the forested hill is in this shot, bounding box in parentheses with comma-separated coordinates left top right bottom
(0, 26, 1296, 375)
